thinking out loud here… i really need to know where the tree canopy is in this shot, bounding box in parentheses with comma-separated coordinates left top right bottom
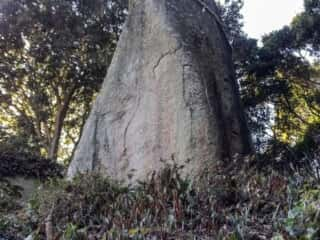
(0, 0, 127, 161)
(233, 0, 320, 171)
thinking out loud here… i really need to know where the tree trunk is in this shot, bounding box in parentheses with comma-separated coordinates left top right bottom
(48, 89, 74, 160)
(68, 0, 251, 181)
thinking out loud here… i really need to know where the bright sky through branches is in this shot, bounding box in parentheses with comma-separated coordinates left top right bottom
(241, 0, 304, 40)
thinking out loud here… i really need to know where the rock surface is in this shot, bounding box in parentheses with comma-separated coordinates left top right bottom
(6, 177, 37, 202)
(68, 0, 251, 181)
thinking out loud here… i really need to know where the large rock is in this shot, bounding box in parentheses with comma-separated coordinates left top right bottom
(68, 0, 251, 181)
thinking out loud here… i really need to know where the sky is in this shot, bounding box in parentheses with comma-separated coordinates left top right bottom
(241, 0, 304, 40)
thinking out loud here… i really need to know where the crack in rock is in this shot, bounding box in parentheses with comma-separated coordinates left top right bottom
(152, 45, 182, 75)
(92, 113, 100, 171)
(182, 64, 196, 149)
(121, 76, 142, 166)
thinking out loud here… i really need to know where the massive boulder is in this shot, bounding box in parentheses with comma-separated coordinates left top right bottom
(68, 0, 251, 181)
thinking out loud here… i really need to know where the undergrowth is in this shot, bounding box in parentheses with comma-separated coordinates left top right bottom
(25, 161, 293, 239)
(1, 160, 320, 239)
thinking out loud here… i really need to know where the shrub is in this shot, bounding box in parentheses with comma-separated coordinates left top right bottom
(0, 151, 63, 179)
(283, 183, 320, 239)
